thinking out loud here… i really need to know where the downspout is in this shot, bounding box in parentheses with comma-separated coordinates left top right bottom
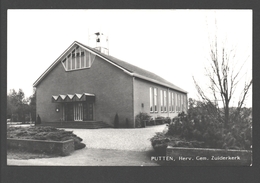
(132, 77, 135, 128)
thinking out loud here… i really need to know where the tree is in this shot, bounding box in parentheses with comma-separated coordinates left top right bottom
(29, 88, 36, 122)
(7, 89, 31, 122)
(193, 18, 252, 126)
(188, 98, 218, 117)
(7, 94, 16, 120)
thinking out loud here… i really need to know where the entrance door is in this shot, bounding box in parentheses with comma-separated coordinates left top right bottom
(74, 103, 83, 121)
(64, 102, 93, 121)
(65, 103, 74, 121)
(83, 103, 93, 121)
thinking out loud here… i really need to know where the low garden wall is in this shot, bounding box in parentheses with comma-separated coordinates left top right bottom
(166, 146, 252, 166)
(7, 138, 74, 156)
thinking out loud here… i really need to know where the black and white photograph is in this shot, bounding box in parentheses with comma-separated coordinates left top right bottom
(6, 9, 252, 167)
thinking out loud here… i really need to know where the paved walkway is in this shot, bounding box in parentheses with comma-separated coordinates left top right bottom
(66, 124, 167, 151)
(7, 124, 167, 166)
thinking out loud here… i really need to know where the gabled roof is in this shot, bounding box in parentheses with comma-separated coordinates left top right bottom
(33, 41, 187, 93)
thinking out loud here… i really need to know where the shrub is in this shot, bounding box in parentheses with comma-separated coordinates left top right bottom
(166, 111, 252, 150)
(36, 114, 41, 124)
(114, 113, 119, 128)
(222, 110, 252, 150)
(135, 112, 152, 128)
(155, 116, 165, 125)
(150, 132, 204, 155)
(150, 132, 170, 155)
(147, 118, 155, 126)
(125, 118, 129, 128)
(165, 117, 171, 124)
(151, 108, 252, 155)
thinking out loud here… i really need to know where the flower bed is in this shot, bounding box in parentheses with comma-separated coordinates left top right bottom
(7, 126, 86, 155)
(7, 138, 74, 156)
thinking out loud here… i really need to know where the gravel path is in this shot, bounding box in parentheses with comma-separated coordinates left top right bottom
(7, 124, 166, 166)
(65, 124, 167, 151)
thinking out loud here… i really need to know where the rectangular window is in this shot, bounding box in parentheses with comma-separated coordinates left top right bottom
(68, 57, 71, 70)
(154, 88, 158, 112)
(183, 95, 185, 111)
(181, 95, 183, 112)
(80, 52, 84, 68)
(176, 93, 179, 112)
(178, 94, 181, 112)
(160, 90, 163, 112)
(172, 92, 175, 112)
(179, 94, 182, 112)
(150, 87, 153, 112)
(178, 94, 179, 112)
(76, 53, 80, 69)
(85, 51, 90, 67)
(185, 95, 187, 111)
(80, 51, 84, 68)
(169, 92, 172, 112)
(164, 90, 167, 112)
(72, 54, 76, 70)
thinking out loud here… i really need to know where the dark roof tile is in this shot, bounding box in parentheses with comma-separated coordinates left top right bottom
(77, 41, 187, 93)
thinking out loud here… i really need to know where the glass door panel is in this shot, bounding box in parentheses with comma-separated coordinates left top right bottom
(74, 103, 83, 121)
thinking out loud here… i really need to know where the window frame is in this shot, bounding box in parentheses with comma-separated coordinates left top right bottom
(178, 94, 181, 112)
(160, 90, 164, 113)
(150, 87, 154, 112)
(169, 92, 172, 112)
(176, 93, 179, 112)
(181, 95, 184, 112)
(183, 95, 186, 112)
(172, 92, 175, 113)
(154, 88, 158, 113)
(164, 90, 167, 112)
(61, 47, 95, 71)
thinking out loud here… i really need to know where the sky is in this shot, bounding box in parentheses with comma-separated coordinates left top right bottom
(7, 9, 252, 107)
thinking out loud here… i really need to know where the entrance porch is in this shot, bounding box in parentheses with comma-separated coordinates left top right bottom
(52, 93, 95, 122)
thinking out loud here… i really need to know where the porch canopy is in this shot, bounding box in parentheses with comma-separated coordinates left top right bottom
(52, 93, 95, 103)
